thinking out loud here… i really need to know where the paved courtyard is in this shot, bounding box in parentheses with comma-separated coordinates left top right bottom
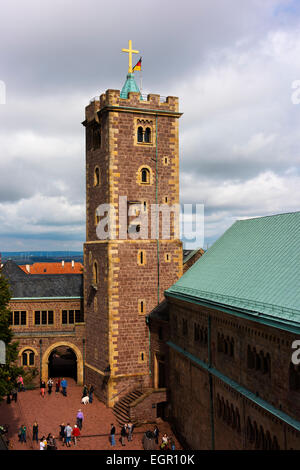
(0, 380, 182, 451)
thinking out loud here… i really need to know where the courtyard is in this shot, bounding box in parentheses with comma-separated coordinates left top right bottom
(0, 379, 181, 451)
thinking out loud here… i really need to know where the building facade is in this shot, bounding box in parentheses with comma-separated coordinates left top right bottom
(83, 80, 183, 407)
(2, 261, 85, 384)
(163, 213, 300, 449)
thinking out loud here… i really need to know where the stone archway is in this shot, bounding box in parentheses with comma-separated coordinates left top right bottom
(42, 341, 84, 385)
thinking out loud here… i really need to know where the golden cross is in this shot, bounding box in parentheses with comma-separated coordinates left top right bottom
(122, 40, 139, 74)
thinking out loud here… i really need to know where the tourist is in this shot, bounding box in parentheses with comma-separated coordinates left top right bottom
(6, 393, 11, 404)
(153, 425, 159, 444)
(127, 421, 134, 442)
(11, 388, 18, 402)
(46, 433, 57, 450)
(47, 378, 53, 394)
(59, 423, 65, 445)
(40, 380, 46, 398)
(17, 375, 24, 392)
(19, 425, 27, 444)
(161, 433, 168, 450)
(88, 384, 94, 403)
(110, 423, 116, 446)
(120, 424, 127, 446)
(55, 379, 60, 395)
(61, 378, 67, 396)
(40, 437, 46, 450)
(64, 423, 72, 447)
(76, 409, 84, 430)
(170, 437, 176, 450)
(72, 424, 80, 446)
(32, 421, 39, 443)
(82, 384, 88, 398)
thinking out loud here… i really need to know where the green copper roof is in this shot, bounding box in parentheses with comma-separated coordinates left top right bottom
(167, 212, 300, 326)
(120, 73, 140, 99)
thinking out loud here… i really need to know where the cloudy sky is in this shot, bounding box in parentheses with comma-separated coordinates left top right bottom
(0, 0, 300, 251)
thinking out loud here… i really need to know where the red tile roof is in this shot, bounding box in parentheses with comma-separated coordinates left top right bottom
(19, 262, 83, 275)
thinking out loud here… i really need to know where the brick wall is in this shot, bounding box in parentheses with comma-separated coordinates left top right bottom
(167, 296, 300, 449)
(83, 88, 183, 406)
(9, 298, 85, 384)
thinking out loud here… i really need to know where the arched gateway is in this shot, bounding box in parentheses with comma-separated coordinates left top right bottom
(42, 341, 84, 385)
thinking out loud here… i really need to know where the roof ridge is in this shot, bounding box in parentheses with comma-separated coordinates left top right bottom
(236, 210, 300, 222)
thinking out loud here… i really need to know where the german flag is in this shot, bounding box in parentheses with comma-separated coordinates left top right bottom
(133, 57, 142, 72)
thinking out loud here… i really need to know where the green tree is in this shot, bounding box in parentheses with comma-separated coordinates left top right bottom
(0, 273, 23, 401)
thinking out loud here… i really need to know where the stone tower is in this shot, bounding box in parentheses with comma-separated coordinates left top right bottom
(83, 68, 183, 407)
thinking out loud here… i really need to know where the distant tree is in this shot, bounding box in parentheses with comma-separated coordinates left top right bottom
(0, 273, 23, 401)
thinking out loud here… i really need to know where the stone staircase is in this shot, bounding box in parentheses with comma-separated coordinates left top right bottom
(112, 389, 144, 426)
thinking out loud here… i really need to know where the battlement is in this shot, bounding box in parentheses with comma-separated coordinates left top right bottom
(85, 89, 179, 121)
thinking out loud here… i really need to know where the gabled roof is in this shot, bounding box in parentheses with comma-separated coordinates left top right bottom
(19, 262, 83, 275)
(166, 212, 300, 328)
(1, 260, 83, 299)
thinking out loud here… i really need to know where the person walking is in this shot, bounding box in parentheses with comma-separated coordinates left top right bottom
(127, 421, 134, 442)
(88, 384, 94, 403)
(82, 384, 88, 398)
(153, 425, 159, 445)
(19, 425, 27, 444)
(59, 423, 65, 445)
(76, 409, 84, 430)
(120, 424, 127, 446)
(61, 378, 68, 397)
(47, 378, 53, 394)
(72, 424, 80, 446)
(11, 388, 18, 402)
(161, 433, 169, 450)
(32, 421, 39, 443)
(6, 392, 11, 404)
(17, 375, 24, 392)
(110, 424, 116, 446)
(64, 423, 72, 447)
(40, 380, 46, 398)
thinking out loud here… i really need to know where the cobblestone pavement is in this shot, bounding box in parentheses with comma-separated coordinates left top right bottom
(0, 380, 182, 451)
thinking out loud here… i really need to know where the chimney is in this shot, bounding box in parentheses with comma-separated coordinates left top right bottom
(72, 260, 75, 269)
(26, 264, 30, 273)
(62, 260, 65, 268)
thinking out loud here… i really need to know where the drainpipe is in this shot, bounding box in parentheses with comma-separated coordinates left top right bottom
(82, 338, 86, 384)
(155, 114, 160, 305)
(39, 339, 42, 382)
(208, 315, 215, 450)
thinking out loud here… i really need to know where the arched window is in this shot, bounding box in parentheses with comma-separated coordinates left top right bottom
(255, 349, 261, 371)
(289, 363, 300, 391)
(247, 345, 255, 369)
(229, 338, 234, 357)
(272, 436, 280, 450)
(144, 127, 151, 143)
(138, 250, 146, 266)
(236, 408, 241, 433)
(265, 431, 272, 450)
(247, 418, 255, 443)
(263, 353, 271, 376)
(22, 349, 35, 367)
(216, 394, 222, 418)
(94, 167, 100, 187)
(93, 262, 98, 285)
(137, 126, 143, 142)
(141, 168, 150, 184)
